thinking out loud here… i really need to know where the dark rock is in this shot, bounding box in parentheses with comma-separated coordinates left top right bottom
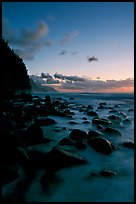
(86, 105, 94, 110)
(88, 130, 103, 138)
(17, 147, 29, 166)
(99, 102, 107, 106)
(97, 106, 105, 110)
(123, 118, 131, 124)
(43, 138, 54, 144)
(59, 137, 76, 146)
(88, 137, 115, 155)
(92, 118, 112, 126)
(87, 111, 98, 117)
(99, 170, 117, 177)
(101, 127, 121, 136)
(109, 110, 118, 113)
(97, 125, 104, 130)
(35, 118, 57, 126)
(2, 165, 19, 185)
(128, 109, 133, 112)
(23, 124, 44, 146)
(45, 95, 52, 108)
(82, 116, 88, 120)
(119, 112, 127, 118)
(82, 120, 90, 124)
(69, 97, 75, 100)
(47, 146, 88, 171)
(114, 104, 119, 108)
(69, 129, 88, 141)
(75, 140, 87, 150)
(20, 93, 32, 102)
(23, 150, 49, 173)
(69, 121, 78, 125)
(120, 141, 134, 149)
(108, 115, 121, 122)
(62, 127, 66, 130)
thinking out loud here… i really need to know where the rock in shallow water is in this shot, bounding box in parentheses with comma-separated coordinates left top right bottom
(99, 169, 117, 177)
(101, 127, 121, 136)
(88, 137, 115, 155)
(88, 130, 103, 138)
(120, 141, 134, 149)
(35, 118, 57, 126)
(47, 146, 88, 171)
(92, 118, 112, 126)
(108, 115, 121, 122)
(123, 118, 131, 124)
(69, 129, 88, 141)
(87, 111, 98, 117)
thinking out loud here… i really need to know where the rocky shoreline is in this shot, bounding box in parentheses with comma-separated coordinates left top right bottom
(1, 93, 134, 202)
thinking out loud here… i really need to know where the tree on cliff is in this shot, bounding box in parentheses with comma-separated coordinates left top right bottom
(1, 38, 31, 97)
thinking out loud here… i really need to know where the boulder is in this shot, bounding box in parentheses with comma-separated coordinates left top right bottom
(120, 141, 134, 149)
(82, 120, 90, 124)
(99, 102, 107, 106)
(88, 130, 103, 138)
(2, 165, 19, 185)
(75, 140, 87, 150)
(97, 125, 104, 130)
(97, 106, 105, 110)
(101, 127, 121, 136)
(69, 97, 75, 100)
(92, 118, 112, 126)
(47, 146, 88, 171)
(82, 117, 88, 120)
(59, 137, 76, 146)
(88, 137, 115, 155)
(86, 105, 94, 110)
(109, 110, 118, 113)
(123, 118, 131, 124)
(87, 111, 98, 117)
(69, 129, 88, 141)
(69, 121, 78, 125)
(128, 109, 133, 112)
(108, 115, 121, 122)
(23, 124, 44, 146)
(35, 118, 57, 126)
(114, 104, 119, 108)
(119, 112, 127, 118)
(99, 170, 117, 177)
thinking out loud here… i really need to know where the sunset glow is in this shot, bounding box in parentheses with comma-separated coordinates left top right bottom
(2, 2, 134, 93)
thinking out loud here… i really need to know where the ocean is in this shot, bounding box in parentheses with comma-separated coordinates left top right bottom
(3, 92, 134, 202)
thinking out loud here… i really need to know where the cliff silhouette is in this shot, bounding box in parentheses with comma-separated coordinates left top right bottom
(1, 39, 31, 98)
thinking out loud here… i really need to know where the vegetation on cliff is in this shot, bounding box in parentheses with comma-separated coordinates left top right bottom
(1, 39, 31, 98)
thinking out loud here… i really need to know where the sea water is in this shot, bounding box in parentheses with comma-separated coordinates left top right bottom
(4, 93, 134, 202)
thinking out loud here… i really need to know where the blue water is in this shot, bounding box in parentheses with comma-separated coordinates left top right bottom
(3, 92, 134, 202)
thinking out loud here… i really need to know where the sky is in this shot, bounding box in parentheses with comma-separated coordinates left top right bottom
(2, 2, 134, 92)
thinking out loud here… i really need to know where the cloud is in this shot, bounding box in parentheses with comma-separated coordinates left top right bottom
(87, 56, 98, 62)
(40, 72, 60, 84)
(33, 73, 134, 91)
(71, 51, 78, 55)
(60, 78, 134, 91)
(2, 19, 50, 60)
(54, 73, 85, 82)
(60, 30, 79, 46)
(3, 20, 49, 47)
(59, 50, 67, 55)
(41, 72, 52, 79)
(14, 41, 48, 61)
